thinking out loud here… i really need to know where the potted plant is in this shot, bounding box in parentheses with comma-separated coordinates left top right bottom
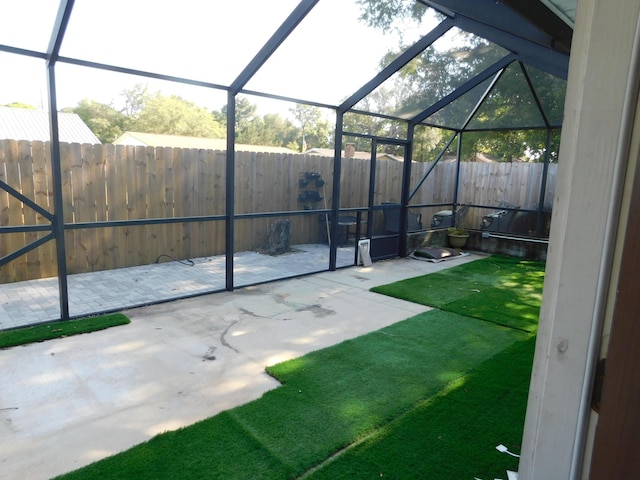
(447, 226, 469, 248)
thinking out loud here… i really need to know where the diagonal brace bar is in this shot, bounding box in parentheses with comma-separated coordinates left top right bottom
(0, 178, 54, 221)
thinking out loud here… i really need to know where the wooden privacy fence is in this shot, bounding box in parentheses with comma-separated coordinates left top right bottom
(0, 140, 556, 282)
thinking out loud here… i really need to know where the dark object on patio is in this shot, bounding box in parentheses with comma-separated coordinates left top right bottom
(480, 201, 520, 233)
(508, 210, 553, 237)
(263, 219, 291, 255)
(319, 214, 366, 246)
(382, 203, 423, 233)
(410, 247, 468, 263)
(431, 210, 454, 228)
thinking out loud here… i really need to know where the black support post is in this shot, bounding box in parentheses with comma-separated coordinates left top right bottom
(537, 129, 553, 235)
(329, 113, 344, 270)
(452, 132, 463, 226)
(225, 92, 235, 290)
(399, 127, 414, 257)
(46, 65, 70, 320)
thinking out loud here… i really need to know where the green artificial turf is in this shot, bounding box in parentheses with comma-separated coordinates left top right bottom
(370, 255, 545, 332)
(0, 313, 130, 349)
(56, 310, 528, 480)
(305, 335, 536, 479)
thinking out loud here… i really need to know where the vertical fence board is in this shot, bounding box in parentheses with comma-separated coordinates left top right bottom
(113, 145, 129, 266)
(68, 143, 88, 273)
(195, 149, 209, 256)
(163, 147, 176, 256)
(83, 144, 101, 271)
(32, 141, 56, 278)
(171, 147, 185, 257)
(4, 141, 25, 279)
(18, 141, 42, 280)
(0, 142, 11, 283)
(145, 146, 161, 263)
(102, 144, 118, 267)
(213, 150, 226, 255)
(134, 146, 149, 264)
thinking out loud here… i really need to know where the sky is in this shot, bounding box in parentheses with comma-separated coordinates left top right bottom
(0, 0, 438, 119)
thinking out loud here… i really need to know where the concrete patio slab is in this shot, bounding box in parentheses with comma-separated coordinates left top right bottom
(0, 253, 482, 480)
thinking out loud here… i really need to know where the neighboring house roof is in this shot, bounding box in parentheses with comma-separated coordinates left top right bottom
(303, 147, 403, 161)
(113, 132, 296, 154)
(0, 106, 101, 144)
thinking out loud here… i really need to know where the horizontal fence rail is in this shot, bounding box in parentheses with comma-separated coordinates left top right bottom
(0, 140, 556, 282)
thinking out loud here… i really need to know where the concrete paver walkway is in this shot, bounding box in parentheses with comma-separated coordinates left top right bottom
(0, 253, 480, 480)
(0, 244, 356, 330)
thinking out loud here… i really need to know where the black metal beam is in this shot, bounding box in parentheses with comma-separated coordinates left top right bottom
(46, 65, 69, 320)
(411, 53, 516, 125)
(0, 179, 54, 221)
(366, 140, 378, 240)
(239, 88, 336, 111)
(520, 61, 551, 129)
(339, 18, 454, 113)
(341, 132, 410, 145)
(408, 131, 458, 200)
(229, 0, 319, 94)
(46, 0, 74, 63)
(0, 233, 54, 268)
(0, 44, 47, 59)
(423, 0, 572, 54)
(64, 215, 226, 230)
(346, 109, 413, 124)
(58, 56, 228, 92)
(496, 0, 573, 52)
(45, 0, 75, 320)
(452, 14, 569, 79)
(399, 140, 413, 258)
(452, 132, 463, 221)
(329, 112, 344, 270)
(459, 66, 505, 131)
(0, 225, 52, 234)
(537, 129, 553, 235)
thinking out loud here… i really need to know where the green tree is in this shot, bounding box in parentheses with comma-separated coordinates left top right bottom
(121, 83, 150, 118)
(221, 98, 309, 149)
(221, 97, 262, 144)
(131, 93, 224, 138)
(289, 104, 332, 152)
(4, 102, 36, 109)
(66, 99, 127, 143)
(260, 113, 298, 148)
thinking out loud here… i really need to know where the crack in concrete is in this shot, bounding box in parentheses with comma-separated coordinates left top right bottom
(238, 307, 268, 318)
(220, 320, 240, 353)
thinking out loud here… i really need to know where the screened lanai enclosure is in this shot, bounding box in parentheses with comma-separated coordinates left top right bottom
(0, 0, 570, 327)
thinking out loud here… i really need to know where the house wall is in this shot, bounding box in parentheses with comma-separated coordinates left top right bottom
(519, 0, 640, 478)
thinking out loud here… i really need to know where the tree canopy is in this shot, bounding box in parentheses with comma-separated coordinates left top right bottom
(66, 86, 331, 150)
(354, 0, 565, 162)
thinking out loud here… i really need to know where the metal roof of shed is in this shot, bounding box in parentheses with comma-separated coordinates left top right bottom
(0, 106, 100, 144)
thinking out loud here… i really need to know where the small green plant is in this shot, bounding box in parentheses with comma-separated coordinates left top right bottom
(448, 226, 469, 236)
(448, 205, 470, 236)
